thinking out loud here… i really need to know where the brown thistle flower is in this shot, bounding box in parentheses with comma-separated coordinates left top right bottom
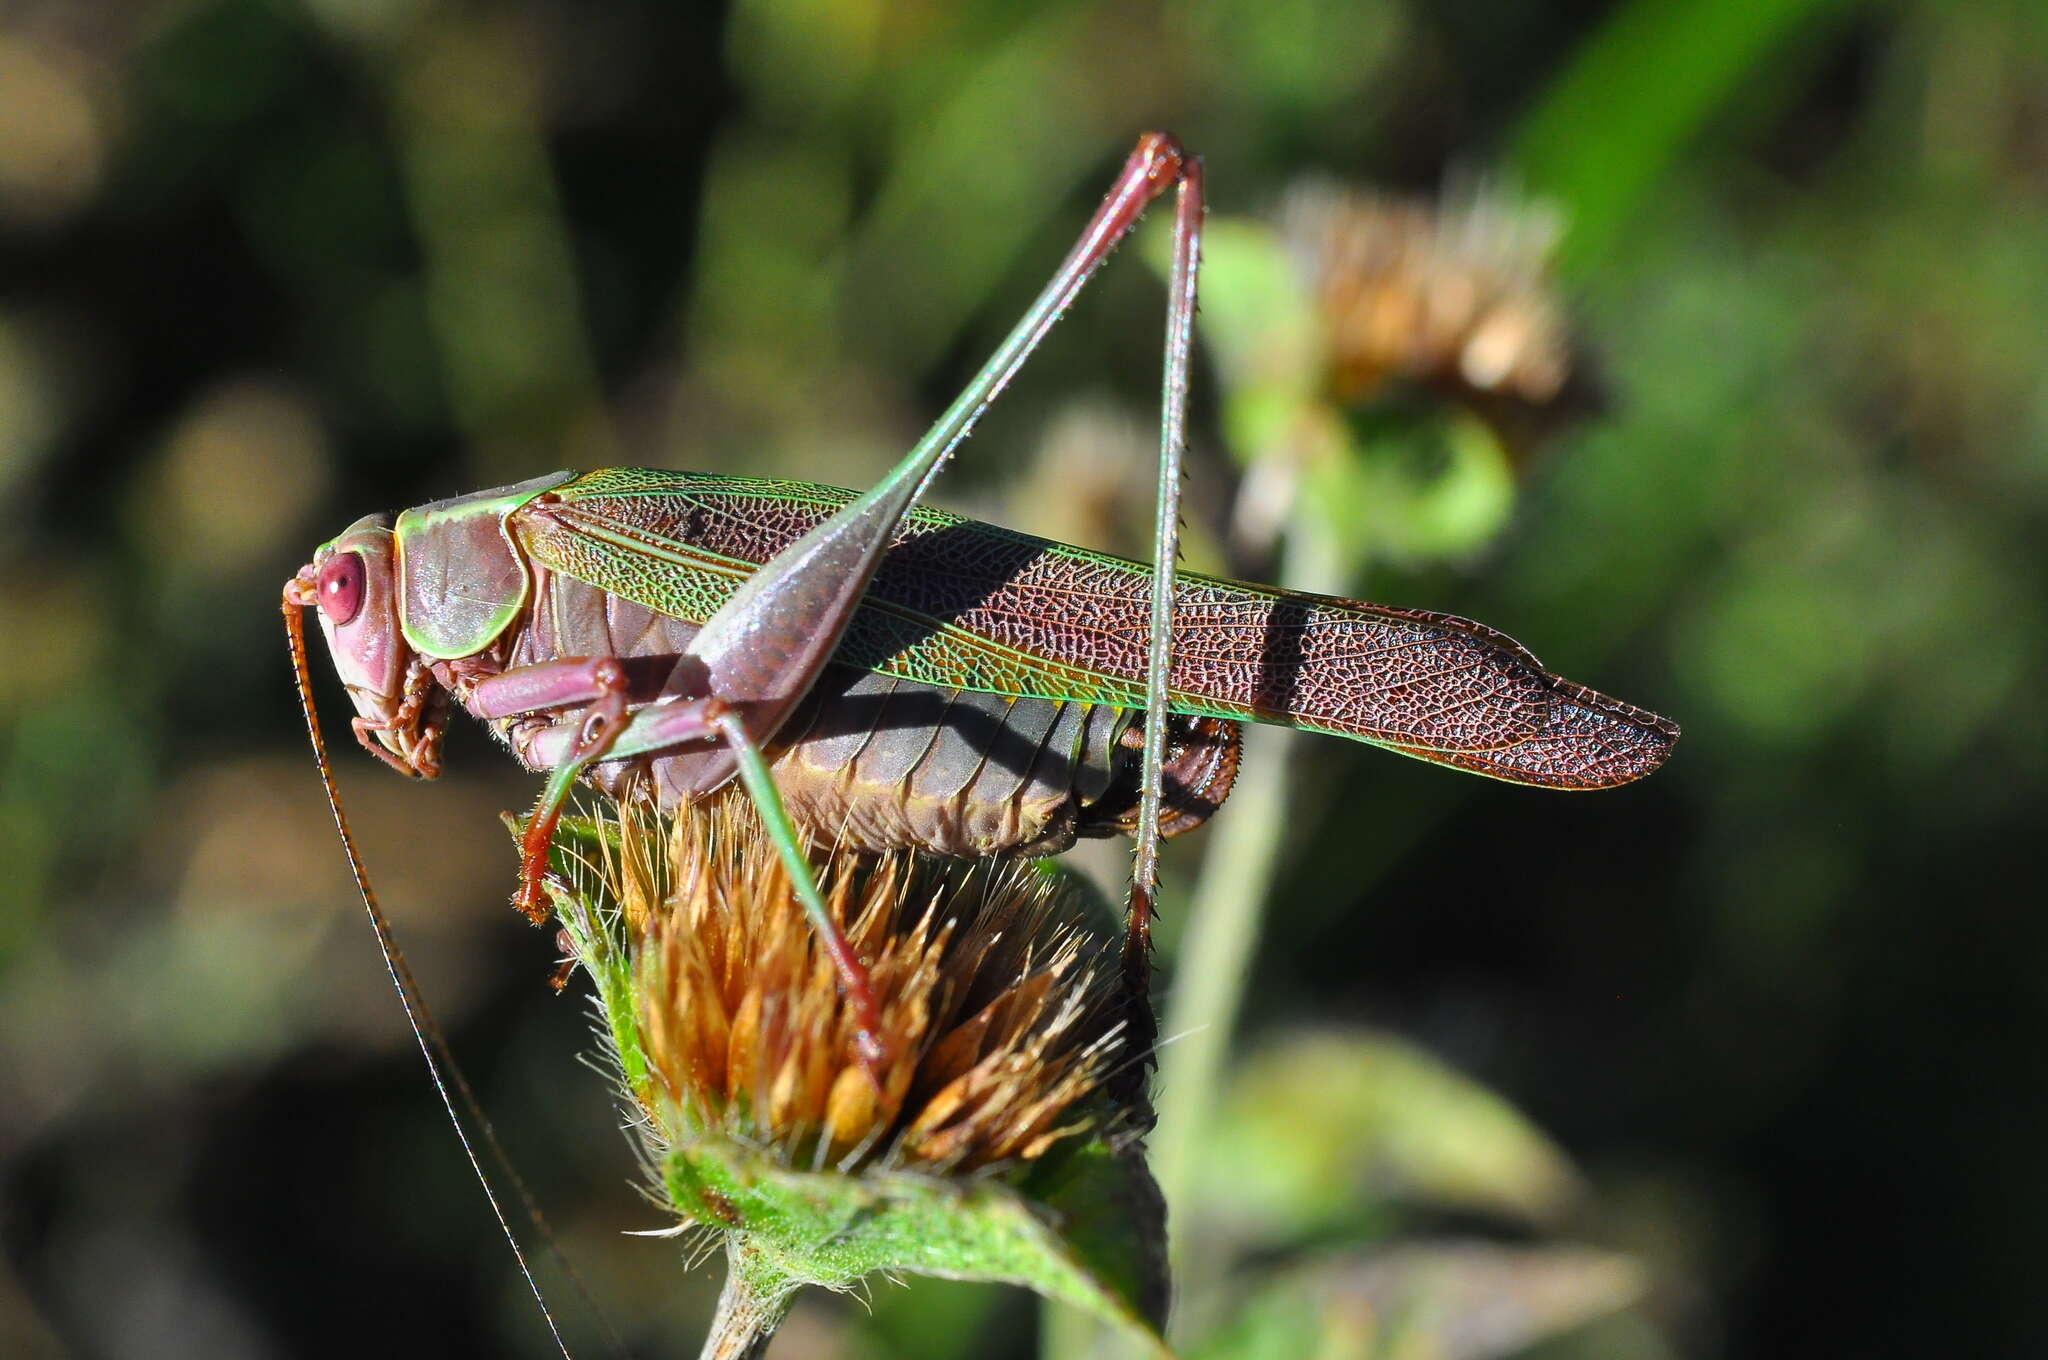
(1283, 179, 1599, 450)
(604, 789, 1129, 1175)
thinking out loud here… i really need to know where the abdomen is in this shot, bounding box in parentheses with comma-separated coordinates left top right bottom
(476, 567, 1240, 857)
(757, 668, 1239, 857)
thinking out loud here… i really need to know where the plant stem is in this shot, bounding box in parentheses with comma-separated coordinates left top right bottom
(1150, 726, 1292, 1306)
(700, 1242, 791, 1360)
(1150, 515, 1346, 1340)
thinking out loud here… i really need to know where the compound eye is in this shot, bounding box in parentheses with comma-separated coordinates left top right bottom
(317, 551, 366, 626)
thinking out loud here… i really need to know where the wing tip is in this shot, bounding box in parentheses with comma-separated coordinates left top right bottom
(1388, 677, 1680, 790)
(1553, 677, 1681, 742)
(1534, 679, 1681, 789)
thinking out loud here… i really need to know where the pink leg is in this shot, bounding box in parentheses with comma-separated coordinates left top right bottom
(470, 653, 706, 720)
(506, 690, 889, 1074)
(518, 689, 727, 770)
(511, 659, 635, 923)
(490, 669, 891, 1071)
(470, 657, 619, 718)
(470, 653, 731, 922)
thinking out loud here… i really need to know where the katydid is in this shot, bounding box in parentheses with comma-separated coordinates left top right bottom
(286, 130, 1676, 1073)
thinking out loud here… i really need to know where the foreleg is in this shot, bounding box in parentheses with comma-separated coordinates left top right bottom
(350, 654, 447, 778)
(481, 656, 888, 1069)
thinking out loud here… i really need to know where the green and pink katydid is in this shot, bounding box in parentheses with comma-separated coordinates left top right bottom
(281, 135, 1674, 1345)
(286, 130, 1676, 1071)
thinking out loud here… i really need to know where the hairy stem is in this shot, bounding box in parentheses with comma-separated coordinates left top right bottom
(700, 1243, 792, 1360)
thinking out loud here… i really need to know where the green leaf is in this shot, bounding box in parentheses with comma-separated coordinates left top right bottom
(661, 1133, 1170, 1354)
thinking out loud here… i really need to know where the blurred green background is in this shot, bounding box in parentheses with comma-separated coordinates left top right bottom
(3, 0, 2046, 1356)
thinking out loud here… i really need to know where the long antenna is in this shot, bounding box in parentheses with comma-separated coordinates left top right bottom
(283, 589, 624, 1359)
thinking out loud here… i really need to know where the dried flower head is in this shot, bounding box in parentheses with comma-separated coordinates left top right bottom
(594, 789, 1129, 1175)
(1283, 179, 1595, 437)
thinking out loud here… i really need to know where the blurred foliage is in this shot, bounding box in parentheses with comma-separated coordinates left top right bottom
(2, 0, 2047, 1357)
(1187, 1244, 1647, 1360)
(1202, 1031, 1582, 1242)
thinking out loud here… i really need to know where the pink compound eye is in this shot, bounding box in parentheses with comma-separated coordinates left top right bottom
(317, 552, 366, 626)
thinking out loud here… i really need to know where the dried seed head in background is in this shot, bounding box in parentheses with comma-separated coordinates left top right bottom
(1283, 179, 1600, 449)
(609, 790, 1129, 1175)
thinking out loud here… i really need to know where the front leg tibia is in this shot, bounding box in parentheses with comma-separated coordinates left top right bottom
(509, 686, 730, 925)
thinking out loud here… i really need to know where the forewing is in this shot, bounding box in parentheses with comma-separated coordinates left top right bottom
(518, 470, 1675, 782)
